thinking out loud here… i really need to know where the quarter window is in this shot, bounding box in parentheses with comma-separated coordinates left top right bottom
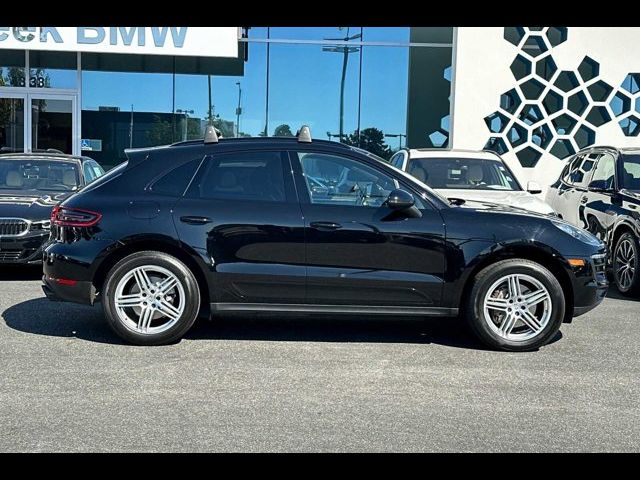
(187, 151, 287, 203)
(295, 152, 400, 207)
(151, 158, 203, 197)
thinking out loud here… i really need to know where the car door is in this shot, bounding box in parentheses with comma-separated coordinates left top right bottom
(172, 149, 306, 306)
(555, 153, 597, 227)
(290, 149, 447, 308)
(582, 151, 618, 240)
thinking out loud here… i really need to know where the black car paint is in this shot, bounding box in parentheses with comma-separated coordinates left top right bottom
(0, 155, 99, 264)
(547, 147, 640, 257)
(42, 138, 607, 320)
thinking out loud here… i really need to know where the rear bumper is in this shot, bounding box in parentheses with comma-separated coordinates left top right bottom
(41, 274, 95, 305)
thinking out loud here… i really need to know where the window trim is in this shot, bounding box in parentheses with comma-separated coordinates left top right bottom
(287, 148, 436, 210)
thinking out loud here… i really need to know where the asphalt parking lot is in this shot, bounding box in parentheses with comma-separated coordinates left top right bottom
(0, 266, 638, 452)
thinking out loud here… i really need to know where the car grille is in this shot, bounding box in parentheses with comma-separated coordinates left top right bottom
(0, 250, 22, 261)
(0, 218, 29, 236)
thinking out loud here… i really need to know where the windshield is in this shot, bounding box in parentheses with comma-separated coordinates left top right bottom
(0, 158, 80, 192)
(620, 154, 640, 190)
(406, 157, 521, 191)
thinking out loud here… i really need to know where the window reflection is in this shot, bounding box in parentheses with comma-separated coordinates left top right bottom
(0, 50, 25, 87)
(29, 51, 77, 89)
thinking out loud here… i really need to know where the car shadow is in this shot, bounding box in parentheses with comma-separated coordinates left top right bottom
(0, 265, 43, 281)
(0, 296, 537, 351)
(605, 285, 640, 302)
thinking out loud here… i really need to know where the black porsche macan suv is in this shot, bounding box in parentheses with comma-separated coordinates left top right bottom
(546, 146, 640, 296)
(42, 127, 608, 351)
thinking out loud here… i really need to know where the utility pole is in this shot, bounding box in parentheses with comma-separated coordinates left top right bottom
(176, 109, 194, 141)
(322, 28, 361, 143)
(129, 104, 133, 149)
(208, 75, 213, 125)
(235, 81, 242, 137)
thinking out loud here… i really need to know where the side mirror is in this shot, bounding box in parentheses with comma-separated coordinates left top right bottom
(588, 179, 612, 192)
(526, 181, 542, 194)
(386, 188, 415, 210)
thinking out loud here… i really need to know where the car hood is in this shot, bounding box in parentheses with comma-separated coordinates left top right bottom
(434, 189, 555, 215)
(0, 190, 68, 220)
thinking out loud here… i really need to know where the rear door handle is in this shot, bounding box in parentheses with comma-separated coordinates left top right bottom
(180, 216, 212, 225)
(310, 221, 342, 231)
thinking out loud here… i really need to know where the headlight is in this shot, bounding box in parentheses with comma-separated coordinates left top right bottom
(551, 220, 602, 246)
(30, 220, 51, 231)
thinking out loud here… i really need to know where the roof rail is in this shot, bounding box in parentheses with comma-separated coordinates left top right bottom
(297, 125, 312, 143)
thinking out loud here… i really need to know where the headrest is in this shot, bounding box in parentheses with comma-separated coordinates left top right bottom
(62, 170, 77, 187)
(6, 171, 23, 187)
(467, 164, 484, 183)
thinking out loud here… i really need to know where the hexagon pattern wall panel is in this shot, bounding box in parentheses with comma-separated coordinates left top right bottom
(427, 66, 452, 147)
(484, 27, 640, 168)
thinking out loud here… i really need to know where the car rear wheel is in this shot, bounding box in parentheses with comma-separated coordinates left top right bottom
(465, 259, 565, 352)
(102, 251, 200, 345)
(613, 232, 640, 296)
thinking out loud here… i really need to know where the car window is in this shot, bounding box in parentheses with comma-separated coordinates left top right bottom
(621, 154, 640, 191)
(405, 157, 520, 191)
(83, 162, 96, 183)
(187, 151, 288, 203)
(390, 152, 404, 169)
(151, 158, 203, 197)
(295, 151, 400, 208)
(565, 154, 596, 188)
(590, 153, 616, 189)
(0, 158, 80, 192)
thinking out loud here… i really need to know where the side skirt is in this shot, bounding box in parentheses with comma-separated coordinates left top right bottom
(211, 303, 458, 316)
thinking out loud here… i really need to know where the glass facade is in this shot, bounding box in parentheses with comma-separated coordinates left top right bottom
(0, 28, 454, 169)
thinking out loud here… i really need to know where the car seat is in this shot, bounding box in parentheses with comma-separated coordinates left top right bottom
(467, 164, 484, 185)
(5, 171, 23, 188)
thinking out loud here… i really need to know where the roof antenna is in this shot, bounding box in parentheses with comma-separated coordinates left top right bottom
(297, 125, 312, 143)
(204, 124, 219, 144)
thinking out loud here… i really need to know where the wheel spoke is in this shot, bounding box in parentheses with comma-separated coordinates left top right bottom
(507, 275, 521, 299)
(133, 268, 152, 291)
(520, 309, 543, 333)
(158, 276, 178, 294)
(137, 306, 154, 332)
(500, 314, 518, 336)
(158, 299, 182, 321)
(486, 297, 509, 311)
(115, 293, 143, 308)
(523, 289, 548, 308)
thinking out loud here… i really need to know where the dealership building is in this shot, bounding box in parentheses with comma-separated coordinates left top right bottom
(1, 26, 639, 190)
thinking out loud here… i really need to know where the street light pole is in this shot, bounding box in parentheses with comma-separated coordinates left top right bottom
(323, 28, 361, 143)
(176, 108, 194, 141)
(236, 81, 242, 137)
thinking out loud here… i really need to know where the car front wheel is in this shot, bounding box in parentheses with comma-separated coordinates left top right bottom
(465, 259, 565, 352)
(102, 251, 201, 345)
(613, 232, 640, 296)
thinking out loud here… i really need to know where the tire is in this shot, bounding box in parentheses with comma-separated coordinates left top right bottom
(465, 259, 565, 352)
(102, 251, 201, 346)
(613, 232, 640, 296)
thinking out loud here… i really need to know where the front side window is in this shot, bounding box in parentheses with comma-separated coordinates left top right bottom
(390, 152, 405, 169)
(620, 154, 640, 191)
(0, 158, 79, 192)
(565, 154, 596, 188)
(590, 153, 616, 190)
(406, 157, 520, 191)
(187, 151, 287, 203)
(295, 151, 399, 207)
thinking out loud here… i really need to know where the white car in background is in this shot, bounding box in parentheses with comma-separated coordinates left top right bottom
(389, 149, 556, 215)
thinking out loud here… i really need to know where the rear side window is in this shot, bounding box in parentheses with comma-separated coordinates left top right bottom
(150, 158, 203, 197)
(186, 151, 288, 203)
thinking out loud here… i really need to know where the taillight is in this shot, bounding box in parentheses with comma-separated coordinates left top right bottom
(51, 205, 102, 227)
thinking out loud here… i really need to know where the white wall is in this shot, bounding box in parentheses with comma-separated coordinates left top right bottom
(451, 27, 640, 193)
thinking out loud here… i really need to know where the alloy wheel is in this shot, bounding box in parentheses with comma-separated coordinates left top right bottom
(483, 273, 552, 342)
(615, 238, 636, 291)
(113, 265, 186, 335)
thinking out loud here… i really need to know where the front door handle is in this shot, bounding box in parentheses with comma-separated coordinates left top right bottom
(180, 216, 212, 225)
(580, 196, 588, 204)
(310, 221, 342, 231)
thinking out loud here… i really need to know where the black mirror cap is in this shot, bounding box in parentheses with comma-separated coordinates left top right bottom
(387, 188, 415, 210)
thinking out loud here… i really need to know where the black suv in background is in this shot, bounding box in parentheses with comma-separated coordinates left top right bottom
(0, 152, 104, 264)
(43, 127, 607, 351)
(546, 146, 640, 295)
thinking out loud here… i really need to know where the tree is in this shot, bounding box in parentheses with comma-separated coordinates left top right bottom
(147, 115, 174, 146)
(274, 124, 294, 137)
(342, 127, 393, 160)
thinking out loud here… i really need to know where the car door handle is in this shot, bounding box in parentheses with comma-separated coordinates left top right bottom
(310, 221, 342, 231)
(580, 196, 588, 204)
(180, 216, 212, 225)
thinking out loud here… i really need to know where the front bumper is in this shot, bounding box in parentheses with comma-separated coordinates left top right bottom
(0, 231, 49, 264)
(569, 252, 608, 319)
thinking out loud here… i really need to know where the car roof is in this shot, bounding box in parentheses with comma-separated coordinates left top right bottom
(0, 152, 95, 163)
(575, 145, 640, 156)
(407, 148, 503, 161)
